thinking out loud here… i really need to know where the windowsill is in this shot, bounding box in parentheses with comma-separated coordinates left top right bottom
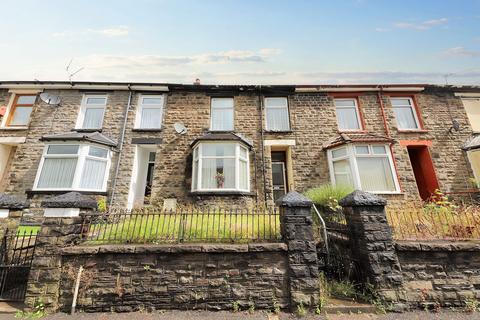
(132, 128, 163, 132)
(264, 130, 293, 134)
(26, 189, 108, 197)
(72, 128, 102, 133)
(397, 129, 429, 133)
(373, 192, 404, 195)
(338, 130, 368, 134)
(190, 191, 255, 197)
(208, 130, 235, 133)
(0, 126, 29, 131)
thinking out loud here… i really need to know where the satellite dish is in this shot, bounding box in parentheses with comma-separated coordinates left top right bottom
(39, 92, 61, 105)
(174, 122, 187, 134)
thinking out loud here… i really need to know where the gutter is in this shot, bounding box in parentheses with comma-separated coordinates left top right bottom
(109, 86, 133, 208)
(0, 83, 168, 91)
(258, 85, 268, 203)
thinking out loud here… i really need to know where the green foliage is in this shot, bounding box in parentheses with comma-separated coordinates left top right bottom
(469, 177, 480, 189)
(305, 184, 353, 210)
(232, 300, 240, 312)
(247, 300, 255, 314)
(464, 297, 480, 313)
(16, 225, 40, 235)
(15, 302, 46, 319)
(143, 265, 151, 271)
(296, 302, 306, 317)
(271, 295, 281, 314)
(97, 197, 107, 213)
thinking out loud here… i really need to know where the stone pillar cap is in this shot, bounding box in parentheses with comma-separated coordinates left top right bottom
(339, 190, 387, 207)
(0, 193, 29, 209)
(276, 191, 313, 208)
(41, 192, 97, 209)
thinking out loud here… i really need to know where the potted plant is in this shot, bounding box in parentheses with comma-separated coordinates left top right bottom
(215, 172, 225, 188)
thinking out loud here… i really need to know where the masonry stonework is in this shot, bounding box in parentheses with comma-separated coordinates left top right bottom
(0, 84, 477, 215)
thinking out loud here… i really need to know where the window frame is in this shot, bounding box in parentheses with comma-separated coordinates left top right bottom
(209, 97, 235, 131)
(334, 98, 363, 131)
(327, 144, 400, 194)
(134, 94, 165, 129)
(390, 96, 422, 131)
(264, 97, 291, 131)
(75, 94, 108, 130)
(33, 143, 111, 192)
(2, 94, 37, 127)
(191, 141, 250, 192)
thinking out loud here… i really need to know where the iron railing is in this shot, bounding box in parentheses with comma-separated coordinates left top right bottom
(81, 207, 282, 244)
(387, 205, 480, 241)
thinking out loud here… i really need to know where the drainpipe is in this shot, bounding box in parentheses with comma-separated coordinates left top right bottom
(258, 85, 268, 203)
(378, 85, 402, 192)
(109, 86, 133, 208)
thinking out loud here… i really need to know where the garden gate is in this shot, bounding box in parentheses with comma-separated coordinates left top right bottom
(0, 228, 37, 301)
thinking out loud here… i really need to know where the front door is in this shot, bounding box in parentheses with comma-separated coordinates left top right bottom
(407, 146, 439, 201)
(272, 151, 288, 201)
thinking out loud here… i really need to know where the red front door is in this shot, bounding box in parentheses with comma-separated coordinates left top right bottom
(407, 146, 439, 201)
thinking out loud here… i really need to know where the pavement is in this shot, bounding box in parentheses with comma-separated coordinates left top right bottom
(1, 310, 480, 320)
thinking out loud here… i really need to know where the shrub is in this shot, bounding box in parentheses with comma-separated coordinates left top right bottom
(305, 184, 354, 210)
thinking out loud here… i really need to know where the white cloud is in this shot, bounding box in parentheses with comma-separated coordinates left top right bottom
(394, 18, 448, 30)
(375, 27, 390, 32)
(443, 46, 480, 57)
(52, 26, 129, 38)
(78, 48, 280, 70)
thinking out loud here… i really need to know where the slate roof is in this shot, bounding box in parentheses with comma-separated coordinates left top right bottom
(190, 132, 253, 148)
(0, 193, 29, 209)
(40, 131, 117, 147)
(322, 133, 394, 150)
(41, 192, 97, 209)
(463, 135, 480, 151)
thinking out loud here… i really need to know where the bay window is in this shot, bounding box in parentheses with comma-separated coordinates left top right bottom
(265, 97, 290, 131)
(192, 142, 249, 192)
(34, 144, 111, 191)
(135, 95, 164, 129)
(390, 97, 420, 130)
(334, 98, 362, 131)
(328, 144, 399, 193)
(210, 98, 234, 131)
(76, 95, 107, 130)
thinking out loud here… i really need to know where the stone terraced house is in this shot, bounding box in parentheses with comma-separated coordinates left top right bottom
(0, 81, 480, 217)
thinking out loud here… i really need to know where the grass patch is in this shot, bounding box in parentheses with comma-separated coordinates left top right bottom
(16, 225, 41, 235)
(305, 184, 353, 210)
(84, 211, 281, 244)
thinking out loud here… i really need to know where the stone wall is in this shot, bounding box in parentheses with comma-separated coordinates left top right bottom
(0, 85, 476, 215)
(58, 243, 289, 312)
(396, 241, 480, 308)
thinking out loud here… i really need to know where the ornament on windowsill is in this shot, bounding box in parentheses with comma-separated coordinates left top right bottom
(215, 173, 225, 188)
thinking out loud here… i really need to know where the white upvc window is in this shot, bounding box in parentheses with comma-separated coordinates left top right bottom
(135, 95, 165, 129)
(76, 94, 107, 130)
(390, 97, 420, 130)
(334, 98, 362, 131)
(265, 97, 290, 131)
(34, 144, 111, 192)
(192, 142, 249, 192)
(327, 144, 400, 193)
(210, 97, 234, 131)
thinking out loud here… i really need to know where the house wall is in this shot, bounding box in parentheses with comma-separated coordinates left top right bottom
(0, 85, 476, 213)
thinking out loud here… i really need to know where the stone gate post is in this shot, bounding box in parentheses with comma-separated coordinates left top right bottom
(339, 190, 404, 303)
(278, 191, 319, 310)
(24, 192, 97, 312)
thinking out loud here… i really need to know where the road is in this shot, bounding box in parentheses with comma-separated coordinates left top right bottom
(1, 310, 480, 320)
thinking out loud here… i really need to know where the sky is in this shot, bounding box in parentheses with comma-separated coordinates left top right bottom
(1, 0, 479, 85)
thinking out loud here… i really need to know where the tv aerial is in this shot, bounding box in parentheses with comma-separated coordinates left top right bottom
(174, 122, 187, 134)
(39, 92, 61, 106)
